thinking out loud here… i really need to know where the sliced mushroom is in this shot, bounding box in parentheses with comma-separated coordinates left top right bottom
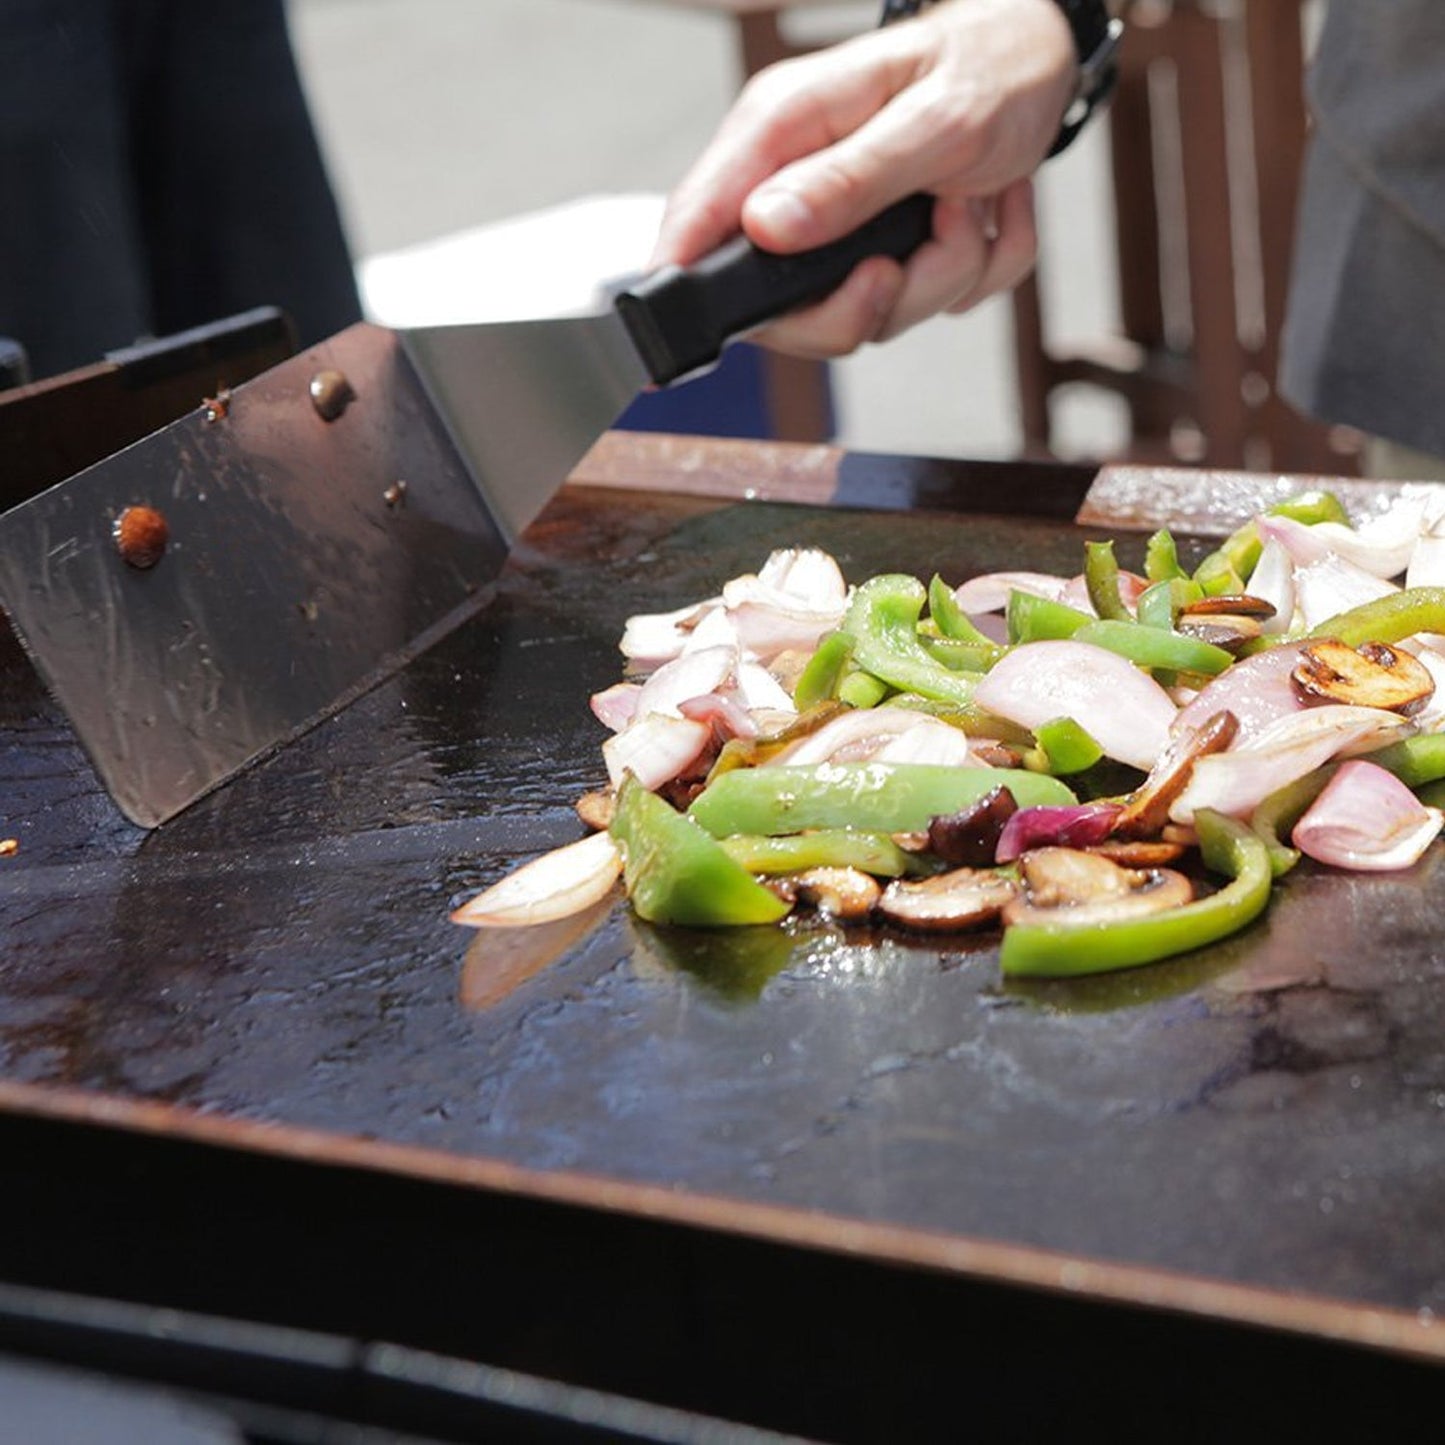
(877, 868, 1017, 933)
(1290, 638, 1435, 716)
(926, 784, 1018, 866)
(1085, 839, 1189, 868)
(1175, 613, 1263, 652)
(1112, 709, 1239, 839)
(970, 741, 1025, 769)
(787, 867, 882, 921)
(1002, 846, 1193, 928)
(1179, 593, 1278, 620)
(575, 790, 615, 832)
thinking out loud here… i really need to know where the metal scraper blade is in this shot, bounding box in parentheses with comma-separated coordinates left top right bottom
(0, 323, 513, 828)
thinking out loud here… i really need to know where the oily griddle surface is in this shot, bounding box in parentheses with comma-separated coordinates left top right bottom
(3, 484, 1445, 1325)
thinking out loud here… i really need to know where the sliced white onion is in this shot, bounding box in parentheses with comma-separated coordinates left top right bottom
(732, 660, 797, 714)
(1170, 704, 1415, 823)
(727, 599, 843, 662)
(972, 639, 1176, 771)
(619, 599, 720, 667)
(768, 706, 949, 766)
(1296, 497, 1429, 579)
(1404, 645, 1445, 732)
(1171, 642, 1308, 744)
(450, 831, 622, 928)
(871, 718, 978, 766)
(1246, 537, 1296, 634)
(751, 546, 849, 607)
(1406, 530, 1445, 590)
(1254, 514, 1334, 568)
(1292, 554, 1398, 633)
(603, 713, 711, 790)
(953, 571, 1069, 615)
(1292, 760, 1444, 870)
(678, 604, 741, 657)
(678, 692, 758, 740)
(590, 681, 641, 734)
(632, 644, 736, 719)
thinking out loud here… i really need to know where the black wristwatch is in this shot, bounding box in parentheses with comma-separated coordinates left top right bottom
(877, 0, 1123, 159)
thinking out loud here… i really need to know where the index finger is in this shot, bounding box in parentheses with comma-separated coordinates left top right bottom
(649, 29, 918, 267)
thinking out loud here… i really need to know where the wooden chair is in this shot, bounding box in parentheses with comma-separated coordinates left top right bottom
(1014, 0, 1358, 472)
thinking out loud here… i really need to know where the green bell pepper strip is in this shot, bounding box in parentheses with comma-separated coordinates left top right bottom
(1006, 590, 1093, 644)
(1366, 733, 1445, 789)
(1135, 576, 1204, 631)
(1194, 555, 1246, 597)
(1084, 540, 1132, 621)
(1000, 809, 1273, 978)
(719, 829, 929, 878)
(793, 629, 855, 709)
(879, 694, 1037, 746)
(1029, 716, 1104, 775)
(689, 762, 1077, 838)
(1072, 618, 1235, 676)
(1249, 764, 1339, 877)
(1144, 528, 1188, 582)
(919, 635, 1007, 672)
(1304, 587, 1445, 646)
(838, 669, 890, 708)
(843, 574, 979, 705)
(927, 573, 997, 645)
(610, 774, 789, 927)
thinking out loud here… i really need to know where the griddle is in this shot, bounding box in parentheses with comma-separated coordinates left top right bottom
(3, 430, 1445, 1439)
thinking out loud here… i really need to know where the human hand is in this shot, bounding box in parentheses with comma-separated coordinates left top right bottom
(649, 0, 1077, 358)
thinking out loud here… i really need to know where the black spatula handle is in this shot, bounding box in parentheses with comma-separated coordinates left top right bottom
(617, 192, 934, 385)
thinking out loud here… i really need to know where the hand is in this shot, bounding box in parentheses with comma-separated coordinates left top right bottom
(650, 0, 1077, 358)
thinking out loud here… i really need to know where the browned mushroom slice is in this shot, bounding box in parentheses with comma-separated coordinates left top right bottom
(789, 867, 882, 921)
(1291, 638, 1436, 716)
(1112, 709, 1239, 839)
(1086, 839, 1189, 867)
(926, 784, 1018, 866)
(1002, 846, 1193, 928)
(1175, 613, 1263, 652)
(575, 790, 616, 832)
(1179, 593, 1278, 620)
(877, 868, 1017, 933)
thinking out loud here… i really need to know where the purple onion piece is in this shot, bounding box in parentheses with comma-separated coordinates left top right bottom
(995, 802, 1125, 864)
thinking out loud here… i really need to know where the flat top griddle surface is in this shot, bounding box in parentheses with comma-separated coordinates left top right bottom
(4, 455, 1444, 1336)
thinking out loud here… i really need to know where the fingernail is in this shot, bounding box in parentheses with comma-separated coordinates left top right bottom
(747, 187, 814, 245)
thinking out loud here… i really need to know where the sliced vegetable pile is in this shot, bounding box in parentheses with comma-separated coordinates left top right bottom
(454, 487, 1445, 978)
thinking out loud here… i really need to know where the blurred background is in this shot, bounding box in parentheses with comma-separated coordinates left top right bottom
(287, 0, 1125, 463)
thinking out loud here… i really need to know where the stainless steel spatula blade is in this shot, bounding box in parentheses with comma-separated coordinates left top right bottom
(0, 323, 515, 828)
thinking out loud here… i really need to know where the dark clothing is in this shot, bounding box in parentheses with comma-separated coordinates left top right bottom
(0, 0, 362, 380)
(1280, 0, 1445, 457)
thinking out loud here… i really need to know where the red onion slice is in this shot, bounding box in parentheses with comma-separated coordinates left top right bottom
(995, 802, 1125, 863)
